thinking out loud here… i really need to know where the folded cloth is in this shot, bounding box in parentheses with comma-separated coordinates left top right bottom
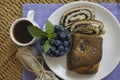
(22, 3, 120, 80)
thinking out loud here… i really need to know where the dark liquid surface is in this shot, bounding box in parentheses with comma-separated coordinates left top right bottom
(13, 20, 33, 43)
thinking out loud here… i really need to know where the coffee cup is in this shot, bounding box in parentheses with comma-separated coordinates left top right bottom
(10, 10, 39, 46)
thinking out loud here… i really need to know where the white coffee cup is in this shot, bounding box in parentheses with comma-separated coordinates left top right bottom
(10, 10, 39, 46)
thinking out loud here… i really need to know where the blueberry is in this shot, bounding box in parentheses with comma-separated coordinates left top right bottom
(59, 51, 65, 56)
(67, 34, 71, 39)
(55, 25, 61, 31)
(58, 46, 64, 51)
(60, 32, 66, 39)
(51, 46, 56, 51)
(63, 29, 67, 33)
(68, 38, 72, 41)
(55, 40, 61, 46)
(55, 50, 60, 55)
(50, 39, 55, 45)
(60, 27, 65, 31)
(63, 41, 69, 46)
(64, 47, 69, 52)
(57, 31, 61, 34)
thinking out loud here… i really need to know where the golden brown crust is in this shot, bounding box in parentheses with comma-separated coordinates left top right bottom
(70, 63, 99, 74)
(67, 33, 103, 74)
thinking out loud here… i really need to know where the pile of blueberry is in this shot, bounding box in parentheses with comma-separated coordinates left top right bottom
(41, 25, 72, 57)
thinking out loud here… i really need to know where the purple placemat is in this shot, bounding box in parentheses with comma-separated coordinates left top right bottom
(22, 3, 120, 80)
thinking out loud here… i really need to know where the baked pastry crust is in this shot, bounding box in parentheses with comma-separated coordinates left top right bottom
(71, 63, 99, 74)
(67, 33, 103, 74)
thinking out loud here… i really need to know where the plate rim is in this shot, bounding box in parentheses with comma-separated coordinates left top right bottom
(43, 1, 120, 80)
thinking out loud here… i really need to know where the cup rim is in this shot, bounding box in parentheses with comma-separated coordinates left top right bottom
(10, 18, 38, 46)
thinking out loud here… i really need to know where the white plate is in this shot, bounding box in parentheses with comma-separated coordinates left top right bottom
(42, 1, 120, 80)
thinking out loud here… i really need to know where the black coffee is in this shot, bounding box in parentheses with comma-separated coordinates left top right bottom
(13, 20, 33, 43)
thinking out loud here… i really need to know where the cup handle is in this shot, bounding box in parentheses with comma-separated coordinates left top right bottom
(27, 10, 34, 21)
